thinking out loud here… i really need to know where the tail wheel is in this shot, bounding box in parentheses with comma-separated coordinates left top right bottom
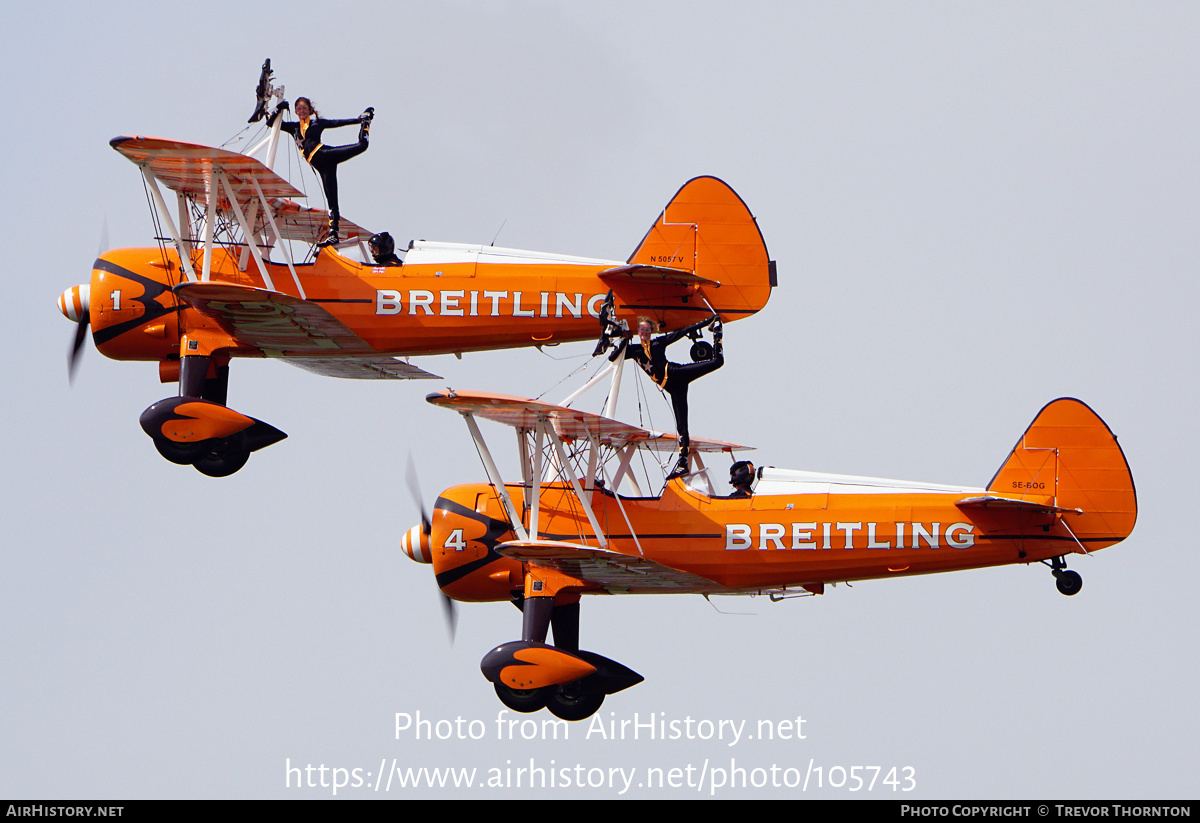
(689, 340, 714, 362)
(1055, 570, 1083, 596)
(494, 683, 549, 713)
(546, 683, 605, 721)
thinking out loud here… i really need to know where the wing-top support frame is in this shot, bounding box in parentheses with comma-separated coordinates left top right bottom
(111, 136, 374, 300)
(428, 389, 750, 553)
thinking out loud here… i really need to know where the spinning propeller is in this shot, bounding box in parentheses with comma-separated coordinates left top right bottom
(62, 284, 91, 383)
(405, 454, 458, 642)
(61, 220, 108, 383)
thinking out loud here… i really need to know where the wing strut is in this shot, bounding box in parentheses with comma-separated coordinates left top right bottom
(558, 339, 628, 420)
(609, 443, 644, 497)
(462, 412, 529, 542)
(529, 417, 545, 539)
(218, 170, 276, 292)
(251, 178, 305, 298)
(201, 166, 216, 281)
(140, 168, 198, 282)
(549, 430, 608, 549)
(597, 456, 645, 558)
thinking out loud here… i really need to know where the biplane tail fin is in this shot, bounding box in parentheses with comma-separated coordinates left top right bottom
(983, 398, 1137, 546)
(615, 177, 774, 327)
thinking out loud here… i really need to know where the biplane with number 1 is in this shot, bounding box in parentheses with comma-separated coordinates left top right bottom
(401, 384, 1136, 721)
(58, 65, 774, 476)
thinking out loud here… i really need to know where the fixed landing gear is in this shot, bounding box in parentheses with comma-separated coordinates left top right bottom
(546, 681, 606, 722)
(1056, 569, 1083, 596)
(154, 437, 208, 465)
(494, 681, 606, 720)
(1044, 555, 1083, 596)
(193, 442, 251, 478)
(141, 355, 286, 476)
(481, 596, 641, 721)
(494, 683, 550, 714)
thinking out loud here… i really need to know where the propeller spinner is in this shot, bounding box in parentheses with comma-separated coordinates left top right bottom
(59, 284, 91, 382)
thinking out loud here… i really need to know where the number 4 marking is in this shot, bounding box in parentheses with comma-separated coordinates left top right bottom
(445, 529, 466, 551)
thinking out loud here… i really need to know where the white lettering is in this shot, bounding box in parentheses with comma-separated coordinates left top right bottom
(759, 524, 785, 550)
(556, 293, 583, 318)
(484, 290, 507, 316)
(726, 524, 751, 550)
(791, 522, 817, 550)
(440, 290, 465, 316)
(376, 289, 402, 315)
(867, 522, 890, 549)
(946, 522, 975, 548)
(913, 522, 940, 549)
(836, 522, 861, 549)
(512, 291, 535, 317)
(409, 290, 435, 316)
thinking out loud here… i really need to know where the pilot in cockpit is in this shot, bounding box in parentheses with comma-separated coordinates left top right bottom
(369, 232, 403, 266)
(728, 460, 755, 498)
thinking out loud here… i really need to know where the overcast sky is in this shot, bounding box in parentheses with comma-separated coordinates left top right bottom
(2, 1, 1196, 799)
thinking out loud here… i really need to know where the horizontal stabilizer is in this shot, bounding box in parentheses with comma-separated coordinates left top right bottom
(599, 264, 720, 287)
(956, 496, 1081, 515)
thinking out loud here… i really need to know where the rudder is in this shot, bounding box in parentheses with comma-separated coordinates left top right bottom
(621, 177, 773, 327)
(987, 398, 1137, 548)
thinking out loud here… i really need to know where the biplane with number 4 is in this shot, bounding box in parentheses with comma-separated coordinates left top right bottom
(58, 62, 774, 476)
(401, 381, 1136, 721)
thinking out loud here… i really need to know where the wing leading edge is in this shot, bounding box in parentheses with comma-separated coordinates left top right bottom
(425, 389, 749, 454)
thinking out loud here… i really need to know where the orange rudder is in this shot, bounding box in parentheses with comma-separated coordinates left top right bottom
(623, 176, 774, 326)
(987, 398, 1137, 548)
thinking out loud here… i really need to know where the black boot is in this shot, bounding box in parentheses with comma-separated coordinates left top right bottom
(667, 451, 689, 479)
(591, 290, 618, 357)
(359, 107, 374, 141)
(319, 214, 340, 247)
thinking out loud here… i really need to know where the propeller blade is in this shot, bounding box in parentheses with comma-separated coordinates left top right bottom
(66, 218, 107, 384)
(441, 593, 458, 644)
(97, 216, 109, 259)
(68, 318, 88, 384)
(405, 453, 454, 641)
(405, 453, 432, 535)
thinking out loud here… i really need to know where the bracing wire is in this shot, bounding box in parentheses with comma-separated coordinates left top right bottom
(139, 175, 166, 261)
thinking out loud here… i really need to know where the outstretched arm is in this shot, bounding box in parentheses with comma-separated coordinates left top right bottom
(266, 103, 300, 137)
(318, 117, 362, 129)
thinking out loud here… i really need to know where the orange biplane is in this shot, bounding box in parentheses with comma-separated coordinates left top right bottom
(402, 390, 1136, 721)
(59, 64, 773, 475)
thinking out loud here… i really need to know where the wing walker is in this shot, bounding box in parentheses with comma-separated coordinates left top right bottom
(59, 59, 774, 476)
(63, 62, 1137, 721)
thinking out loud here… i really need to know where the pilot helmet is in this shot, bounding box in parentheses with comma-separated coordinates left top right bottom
(730, 460, 755, 487)
(369, 232, 395, 256)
